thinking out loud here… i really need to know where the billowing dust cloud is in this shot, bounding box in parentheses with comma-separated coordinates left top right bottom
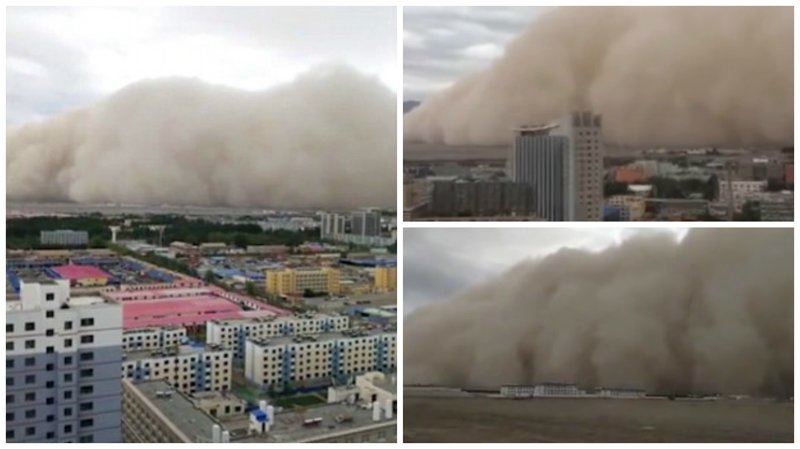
(405, 7, 793, 147)
(8, 65, 395, 209)
(405, 229, 793, 396)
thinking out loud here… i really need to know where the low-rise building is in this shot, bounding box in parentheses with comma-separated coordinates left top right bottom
(265, 267, 341, 296)
(500, 383, 582, 398)
(122, 326, 187, 352)
(244, 331, 396, 388)
(328, 371, 397, 416)
(190, 390, 247, 419)
(718, 179, 768, 211)
(51, 264, 111, 287)
(121, 344, 233, 395)
(40, 230, 89, 247)
(606, 195, 647, 221)
(206, 314, 349, 358)
(121, 379, 396, 443)
(597, 387, 646, 399)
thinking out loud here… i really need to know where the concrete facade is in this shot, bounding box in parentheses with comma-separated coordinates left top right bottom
(6, 280, 123, 443)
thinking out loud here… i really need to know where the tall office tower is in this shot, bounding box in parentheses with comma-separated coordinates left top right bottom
(6, 280, 123, 443)
(510, 111, 604, 221)
(319, 213, 346, 239)
(351, 210, 381, 236)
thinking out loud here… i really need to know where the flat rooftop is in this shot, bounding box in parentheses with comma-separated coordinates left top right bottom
(130, 380, 396, 443)
(233, 402, 396, 443)
(52, 264, 111, 280)
(124, 343, 223, 361)
(210, 313, 341, 327)
(249, 330, 393, 347)
(134, 380, 218, 442)
(68, 296, 108, 307)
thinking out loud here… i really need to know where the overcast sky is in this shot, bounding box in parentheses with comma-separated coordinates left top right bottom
(404, 6, 545, 102)
(404, 228, 688, 314)
(7, 6, 396, 125)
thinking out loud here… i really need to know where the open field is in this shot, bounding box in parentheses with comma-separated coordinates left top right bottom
(404, 395, 793, 443)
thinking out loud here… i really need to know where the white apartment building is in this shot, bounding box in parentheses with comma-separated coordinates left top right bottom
(597, 387, 646, 399)
(244, 331, 396, 388)
(500, 383, 583, 398)
(328, 371, 397, 415)
(121, 345, 233, 395)
(122, 326, 186, 352)
(207, 314, 349, 358)
(718, 179, 768, 211)
(6, 280, 123, 443)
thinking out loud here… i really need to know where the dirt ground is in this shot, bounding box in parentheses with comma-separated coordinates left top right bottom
(404, 396, 793, 443)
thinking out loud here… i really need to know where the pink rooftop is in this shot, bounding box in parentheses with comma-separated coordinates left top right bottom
(52, 264, 111, 280)
(112, 285, 289, 329)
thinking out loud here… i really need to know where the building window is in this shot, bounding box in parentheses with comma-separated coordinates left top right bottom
(79, 418, 93, 428)
(79, 385, 93, 394)
(79, 402, 93, 411)
(6, 342, 12, 351)
(79, 369, 93, 378)
(64, 321, 73, 331)
(25, 322, 35, 331)
(45, 293, 55, 301)
(79, 435, 94, 443)
(46, 431, 55, 440)
(65, 339, 73, 348)
(64, 425, 72, 434)
(80, 318, 94, 327)
(26, 427, 35, 436)
(24, 392, 34, 401)
(46, 329, 54, 336)
(80, 352, 94, 361)
(6, 324, 13, 332)
(46, 310, 54, 318)
(80, 335, 94, 344)
(25, 375, 35, 384)
(6, 360, 13, 369)
(25, 340, 35, 349)
(25, 409, 35, 419)
(64, 407, 73, 416)
(6, 430, 14, 440)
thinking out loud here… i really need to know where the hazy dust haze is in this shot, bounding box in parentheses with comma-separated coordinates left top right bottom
(7, 65, 396, 209)
(405, 229, 793, 396)
(405, 7, 793, 148)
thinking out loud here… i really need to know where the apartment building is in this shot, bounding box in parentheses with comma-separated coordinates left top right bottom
(718, 179, 768, 211)
(373, 266, 397, 292)
(244, 331, 397, 387)
(265, 267, 341, 296)
(122, 326, 186, 352)
(6, 280, 123, 443)
(206, 314, 349, 358)
(121, 345, 233, 395)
